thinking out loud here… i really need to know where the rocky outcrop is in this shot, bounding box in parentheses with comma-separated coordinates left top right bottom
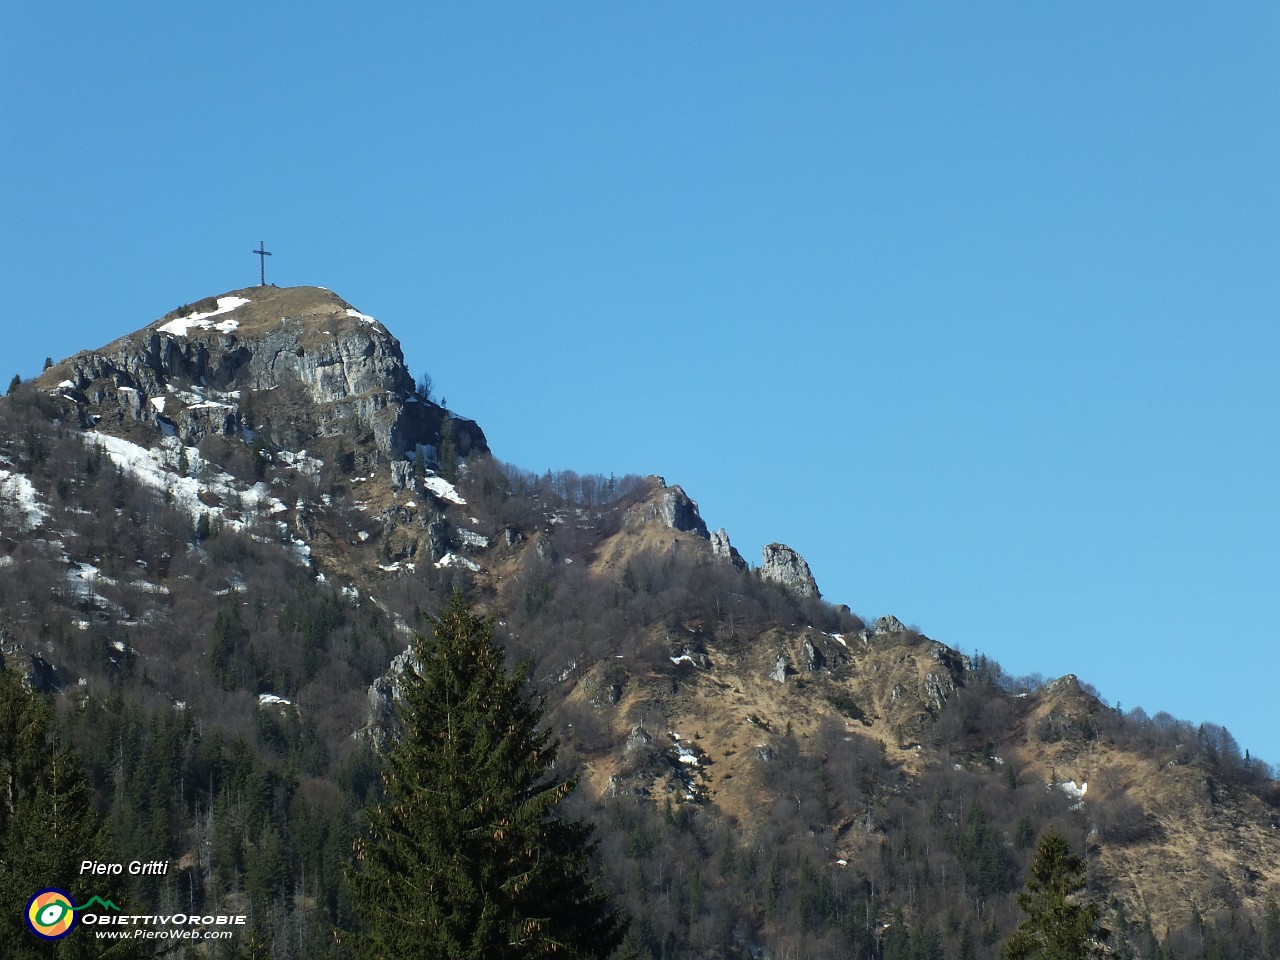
(625, 483, 710, 539)
(625, 725, 655, 754)
(365, 645, 420, 742)
(760, 543, 820, 598)
(928, 639, 970, 676)
(424, 514, 450, 563)
(873, 614, 908, 635)
(42, 286, 487, 460)
(390, 459, 416, 491)
(923, 670, 957, 714)
(0, 634, 61, 694)
(624, 483, 754, 575)
(709, 528, 747, 570)
(769, 654, 793, 683)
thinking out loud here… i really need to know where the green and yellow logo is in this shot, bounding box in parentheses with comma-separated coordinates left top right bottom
(25, 889, 119, 940)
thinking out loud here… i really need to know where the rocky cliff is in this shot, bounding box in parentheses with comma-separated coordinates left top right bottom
(42, 286, 486, 461)
(760, 541, 820, 597)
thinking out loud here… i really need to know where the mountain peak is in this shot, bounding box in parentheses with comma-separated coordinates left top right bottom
(41, 286, 485, 461)
(148, 285, 383, 342)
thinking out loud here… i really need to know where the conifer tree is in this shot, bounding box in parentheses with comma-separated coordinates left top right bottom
(1003, 828, 1105, 959)
(349, 593, 626, 959)
(437, 418, 458, 484)
(0, 667, 130, 958)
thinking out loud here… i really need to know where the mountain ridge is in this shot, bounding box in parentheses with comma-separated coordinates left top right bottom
(2, 284, 1277, 959)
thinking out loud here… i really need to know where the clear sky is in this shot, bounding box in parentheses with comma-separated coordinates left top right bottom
(3, 4, 1277, 761)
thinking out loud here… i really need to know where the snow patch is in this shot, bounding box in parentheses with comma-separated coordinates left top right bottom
(1056, 780, 1088, 810)
(0, 469, 49, 532)
(1057, 780, 1087, 800)
(157, 296, 250, 336)
(91, 432, 291, 543)
(69, 561, 116, 593)
(185, 400, 234, 412)
(675, 744, 700, 766)
(129, 580, 170, 595)
(435, 552, 481, 572)
(170, 384, 240, 408)
(346, 308, 377, 325)
(422, 473, 466, 505)
(277, 449, 324, 476)
(456, 528, 489, 549)
(258, 693, 292, 708)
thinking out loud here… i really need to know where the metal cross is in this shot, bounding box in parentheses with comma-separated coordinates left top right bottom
(253, 241, 272, 286)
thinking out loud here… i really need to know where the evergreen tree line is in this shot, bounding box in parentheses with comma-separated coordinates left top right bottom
(6, 612, 1280, 958)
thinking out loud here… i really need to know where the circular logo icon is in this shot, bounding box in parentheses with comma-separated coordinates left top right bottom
(26, 888, 77, 940)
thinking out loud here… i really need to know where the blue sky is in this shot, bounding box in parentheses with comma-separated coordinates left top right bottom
(3, 4, 1277, 760)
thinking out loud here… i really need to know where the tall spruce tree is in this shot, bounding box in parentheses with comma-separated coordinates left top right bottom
(1003, 828, 1105, 959)
(349, 593, 625, 960)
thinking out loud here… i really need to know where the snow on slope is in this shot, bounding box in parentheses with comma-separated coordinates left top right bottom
(0, 467, 49, 533)
(91, 432, 315, 566)
(92, 433, 279, 530)
(92, 432, 276, 524)
(435, 552, 480, 572)
(157, 297, 250, 336)
(422, 474, 465, 505)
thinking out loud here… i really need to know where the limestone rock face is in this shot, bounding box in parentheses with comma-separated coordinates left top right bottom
(43, 286, 487, 460)
(760, 542, 820, 598)
(625, 483, 710, 539)
(625, 725, 655, 754)
(873, 614, 908, 635)
(424, 514, 450, 563)
(365, 645, 421, 743)
(710, 528, 747, 570)
(769, 654, 792, 683)
(802, 636, 825, 671)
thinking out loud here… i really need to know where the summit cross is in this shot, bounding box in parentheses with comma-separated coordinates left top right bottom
(253, 241, 272, 286)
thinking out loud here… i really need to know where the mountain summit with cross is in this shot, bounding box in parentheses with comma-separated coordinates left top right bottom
(39, 284, 487, 465)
